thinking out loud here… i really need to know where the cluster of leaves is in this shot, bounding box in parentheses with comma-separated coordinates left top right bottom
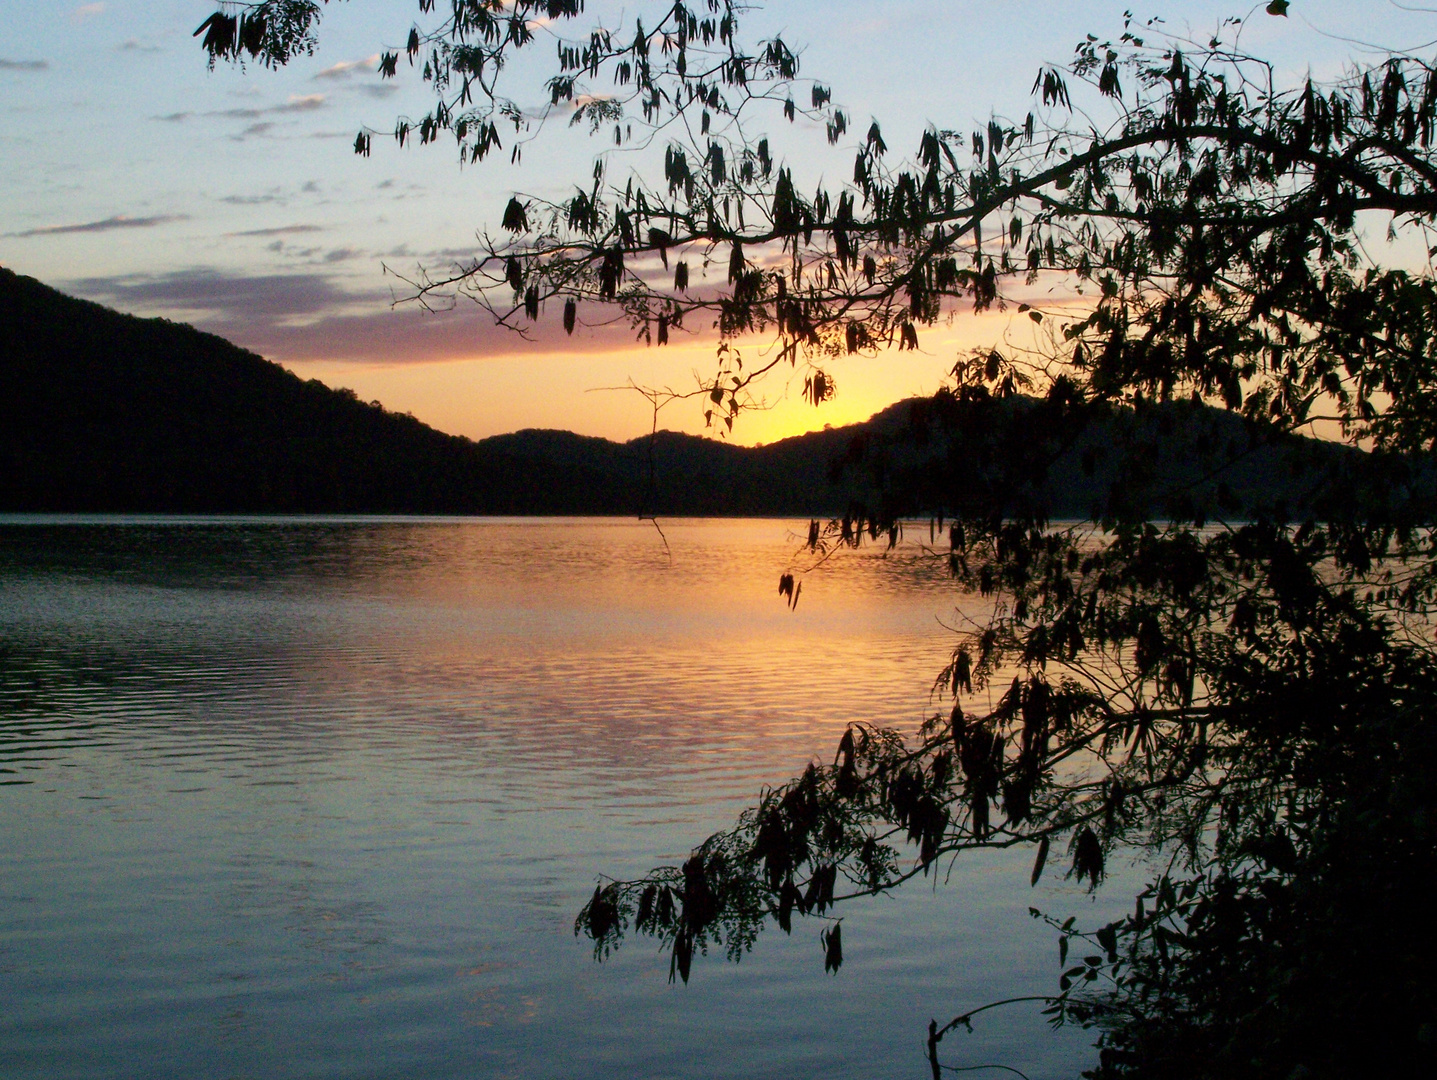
(212, 5, 1437, 451)
(1035, 585, 1437, 1079)
(197, 0, 853, 424)
(195, 0, 330, 70)
(546, 12, 1437, 1076)
(195, 2, 824, 193)
(580, 504, 1437, 1075)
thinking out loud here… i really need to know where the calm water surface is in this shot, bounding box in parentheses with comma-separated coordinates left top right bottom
(0, 517, 1116, 1079)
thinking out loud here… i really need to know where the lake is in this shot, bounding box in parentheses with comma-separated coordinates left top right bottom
(0, 517, 1118, 1079)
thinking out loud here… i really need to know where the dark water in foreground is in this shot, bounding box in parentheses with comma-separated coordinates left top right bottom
(0, 517, 1115, 1079)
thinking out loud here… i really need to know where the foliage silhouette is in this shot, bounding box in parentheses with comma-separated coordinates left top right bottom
(197, 4, 1437, 1077)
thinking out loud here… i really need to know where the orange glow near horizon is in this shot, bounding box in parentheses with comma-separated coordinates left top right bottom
(280, 309, 1048, 446)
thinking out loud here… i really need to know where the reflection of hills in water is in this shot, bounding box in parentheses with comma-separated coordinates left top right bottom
(0, 519, 1111, 1079)
(0, 518, 957, 780)
(4, 265, 1422, 517)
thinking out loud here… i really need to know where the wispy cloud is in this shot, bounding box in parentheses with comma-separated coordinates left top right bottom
(72, 2, 106, 21)
(10, 214, 188, 238)
(315, 55, 380, 80)
(229, 224, 325, 237)
(244, 302, 635, 363)
(118, 39, 162, 54)
(279, 94, 327, 112)
(63, 266, 631, 363)
(219, 95, 327, 138)
(0, 58, 48, 71)
(65, 267, 373, 324)
(162, 95, 329, 127)
(220, 191, 284, 206)
(232, 122, 275, 142)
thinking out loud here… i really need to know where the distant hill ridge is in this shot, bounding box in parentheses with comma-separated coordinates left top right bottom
(0, 266, 1382, 517)
(0, 266, 875, 514)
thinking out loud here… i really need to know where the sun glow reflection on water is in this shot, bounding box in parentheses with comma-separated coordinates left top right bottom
(0, 518, 1118, 1080)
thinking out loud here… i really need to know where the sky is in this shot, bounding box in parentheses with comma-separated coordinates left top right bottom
(3, 1, 1434, 445)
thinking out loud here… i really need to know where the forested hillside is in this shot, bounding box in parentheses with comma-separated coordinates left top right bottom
(0, 267, 1394, 517)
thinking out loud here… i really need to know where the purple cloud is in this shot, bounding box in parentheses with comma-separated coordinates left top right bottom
(62, 267, 639, 364)
(228, 224, 325, 237)
(66, 268, 367, 322)
(11, 214, 187, 238)
(240, 297, 641, 363)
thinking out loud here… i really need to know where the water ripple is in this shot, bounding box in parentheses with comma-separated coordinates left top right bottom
(0, 518, 1112, 1080)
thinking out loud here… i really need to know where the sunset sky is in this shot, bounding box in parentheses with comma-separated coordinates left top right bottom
(2, 1, 1428, 445)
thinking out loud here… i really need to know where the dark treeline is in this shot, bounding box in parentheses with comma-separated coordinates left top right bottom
(1, 267, 1404, 517)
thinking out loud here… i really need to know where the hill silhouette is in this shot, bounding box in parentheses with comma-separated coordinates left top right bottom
(0, 266, 1405, 518)
(0, 265, 836, 514)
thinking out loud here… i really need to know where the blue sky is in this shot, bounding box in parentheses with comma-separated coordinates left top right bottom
(2, 1, 1432, 443)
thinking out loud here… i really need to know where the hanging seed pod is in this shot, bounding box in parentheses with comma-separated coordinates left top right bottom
(647, 227, 671, 267)
(821, 922, 843, 973)
(1030, 836, 1050, 886)
(501, 196, 529, 232)
(1021, 677, 1050, 760)
(1071, 827, 1105, 888)
(816, 864, 838, 912)
(655, 886, 675, 928)
(584, 884, 618, 942)
(777, 877, 799, 933)
(1002, 775, 1032, 824)
(670, 929, 694, 984)
(598, 248, 623, 299)
(970, 792, 990, 837)
(778, 573, 795, 603)
(996, 676, 1022, 721)
(953, 649, 972, 695)
(563, 297, 577, 334)
(636, 884, 657, 931)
